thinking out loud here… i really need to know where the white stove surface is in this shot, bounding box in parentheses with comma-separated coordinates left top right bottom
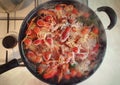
(0, 0, 120, 85)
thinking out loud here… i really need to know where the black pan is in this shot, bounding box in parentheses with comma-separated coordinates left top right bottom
(0, 0, 117, 85)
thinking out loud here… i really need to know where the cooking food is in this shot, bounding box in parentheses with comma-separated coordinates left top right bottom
(22, 3, 100, 83)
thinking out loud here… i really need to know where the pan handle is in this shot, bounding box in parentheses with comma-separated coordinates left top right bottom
(0, 59, 19, 74)
(97, 6, 117, 30)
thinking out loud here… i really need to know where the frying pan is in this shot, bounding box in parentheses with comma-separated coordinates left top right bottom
(0, 0, 117, 85)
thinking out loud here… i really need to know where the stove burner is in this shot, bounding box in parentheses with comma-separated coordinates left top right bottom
(2, 35, 17, 49)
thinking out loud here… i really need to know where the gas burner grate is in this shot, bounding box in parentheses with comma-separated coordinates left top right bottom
(0, 0, 40, 66)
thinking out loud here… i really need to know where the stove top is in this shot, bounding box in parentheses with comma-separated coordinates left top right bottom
(0, 0, 120, 85)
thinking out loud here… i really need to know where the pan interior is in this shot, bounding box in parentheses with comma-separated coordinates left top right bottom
(19, 0, 106, 85)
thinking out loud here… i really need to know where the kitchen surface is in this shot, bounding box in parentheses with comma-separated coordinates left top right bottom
(0, 0, 120, 85)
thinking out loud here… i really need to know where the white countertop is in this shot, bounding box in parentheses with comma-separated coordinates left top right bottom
(0, 0, 120, 85)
